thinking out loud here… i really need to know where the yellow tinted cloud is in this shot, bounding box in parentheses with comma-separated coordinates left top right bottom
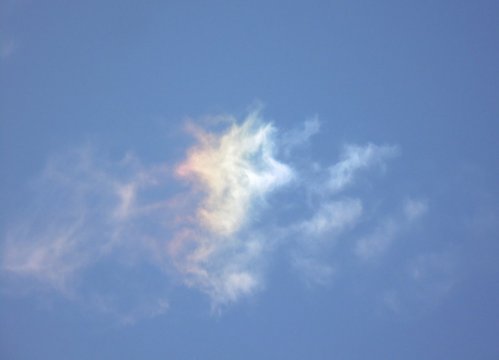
(172, 109, 294, 304)
(176, 110, 293, 236)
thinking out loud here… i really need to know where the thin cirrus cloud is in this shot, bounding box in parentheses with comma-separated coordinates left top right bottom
(380, 249, 457, 315)
(299, 199, 363, 236)
(1, 107, 422, 314)
(2, 149, 169, 293)
(327, 143, 399, 193)
(0, 38, 16, 60)
(354, 198, 428, 261)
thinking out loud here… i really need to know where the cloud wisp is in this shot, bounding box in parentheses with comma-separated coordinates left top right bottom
(327, 143, 399, 193)
(2, 107, 419, 314)
(355, 199, 428, 261)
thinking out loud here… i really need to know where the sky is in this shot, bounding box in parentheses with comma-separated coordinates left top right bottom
(1, 1, 499, 359)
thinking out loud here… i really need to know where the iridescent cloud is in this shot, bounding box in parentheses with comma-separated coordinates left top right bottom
(171, 109, 294, 304)
(2, 107, 418, 313)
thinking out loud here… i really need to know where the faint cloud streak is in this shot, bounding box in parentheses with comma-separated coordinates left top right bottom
(327, 143, 398, 193)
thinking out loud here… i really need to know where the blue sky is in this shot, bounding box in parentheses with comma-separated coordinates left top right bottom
(1, 1, 499, 359)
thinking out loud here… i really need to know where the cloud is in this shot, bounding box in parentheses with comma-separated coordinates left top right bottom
(92, 294, 170, 326)
(327, 143, 398, 193)
(355, 198, 429, 261)
(380, 250, 458, 315)
(172, 109, 294, 305)
(299, 199, 363, 236)
(3, 218, 87, 291)
(176, 109, 294, 236)
(280, 116, 320, 154)
(355, 219, 398, 261)
(292, 257, 335, 287)
(408, 251, 456, 291)
(2, 107, 410, 314)
(404, 198, 428, 221)
(2, 147, 170, 302)
(0, 38, 17, 60)
(290, 143, 400, 271)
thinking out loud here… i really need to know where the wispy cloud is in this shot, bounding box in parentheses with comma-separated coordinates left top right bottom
(2, 147, 170, 307)
(91, 293, 170, 326)
(2, 107, 415, 314)
(3, 218, 86, 291)
(299, 199, 363, 236)
(0, 38, 17, 60)
(280, 116, 320, 154)
(327, 143, 398, 193)
(292, 257, 335, 287)
(404, 198, 428, 221)
(380, 249, 458, 316)
(355, 198, 428, 261)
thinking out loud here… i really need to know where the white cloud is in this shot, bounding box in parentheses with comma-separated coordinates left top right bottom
(299, 199, 363, 236)
(327, 143, 398, 193)
(176, 109, 294, 236)
(3, 219, 87, 291)
(287, 141, 400, 282)
(280, 116, 320, 154)
(409, 251, 456, 286)
(2, 147, 170, 305)
(380, 290, 402, 314)
(355, 198, 429, 261)
(292, 257, 335, 286)
(92, 294, 170, 326)
(173, 109, 294, 305)
(0, 38, 16, 60)
(404, 198, 428, 221)
(355, 219, 398, 261)
(380, 250, 457, 315)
